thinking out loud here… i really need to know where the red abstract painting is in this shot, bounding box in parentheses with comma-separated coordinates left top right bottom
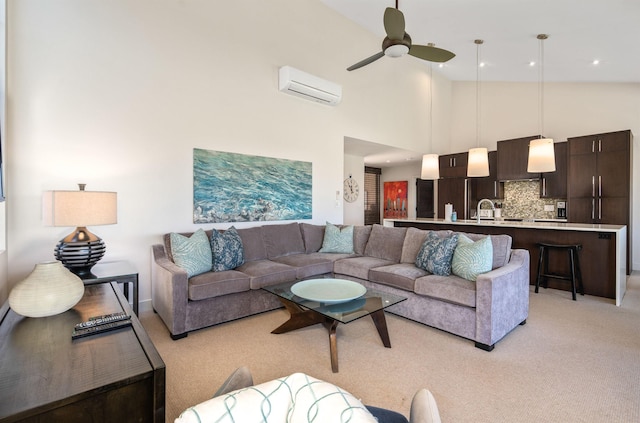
(383, 181, 408, 219)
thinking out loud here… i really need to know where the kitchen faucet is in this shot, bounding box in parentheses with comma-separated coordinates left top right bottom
(477, 198, 495, 223)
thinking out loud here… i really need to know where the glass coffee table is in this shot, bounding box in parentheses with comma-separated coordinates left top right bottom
(262, 278, 406, 372)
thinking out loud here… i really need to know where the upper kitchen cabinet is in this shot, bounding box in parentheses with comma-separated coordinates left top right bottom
(439, 152, 468, 178)
(540, 142, 567, 198)
(567, 130, 631, 217)
(472, 150, 504, 200)
(567, 129, 632, 273)
(496, 135, 542, 181)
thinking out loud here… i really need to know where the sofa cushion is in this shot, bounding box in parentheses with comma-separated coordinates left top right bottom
(263, 223, 305, 259)
(401, 228, 453, 264)
(461, 232, 512, 269)
(368, 263, 428, 291)
(415, 232, 459, 276)
(300, 223, 325, 253)
(188, 270, 250, 301)
(170, 229, 212, 278)
(363, 224, 407, 262)
(414, 273, 477, 308)
(272, 254, 333, 279)
(452, 234, 493, 281)
(334, 256, 396, 280)
(237, 226, 267, 261)
(210, 227, 245, 271)
(236, 259, 298, 289)
(353, 225, 372, 255)
(319, 222, 355, 254)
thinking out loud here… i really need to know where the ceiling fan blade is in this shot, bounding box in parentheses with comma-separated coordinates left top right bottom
(347, 51, 385, 71)
(408, 44, 456, 63)
(383, 7, 405, 40)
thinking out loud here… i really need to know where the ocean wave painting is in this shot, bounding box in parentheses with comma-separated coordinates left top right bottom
(193, 148, 312, 223)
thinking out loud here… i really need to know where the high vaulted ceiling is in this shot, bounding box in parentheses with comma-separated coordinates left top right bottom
(321, 0, 640, 83)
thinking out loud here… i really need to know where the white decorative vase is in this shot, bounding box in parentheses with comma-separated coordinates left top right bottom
(9, 261, 85, 318)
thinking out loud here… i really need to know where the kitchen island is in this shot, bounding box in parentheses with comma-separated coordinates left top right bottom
(384, 218, 627, 306)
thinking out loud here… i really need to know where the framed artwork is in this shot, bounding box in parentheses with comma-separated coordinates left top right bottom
(383, 181, 408, 219)
(193, 148, 312, 223)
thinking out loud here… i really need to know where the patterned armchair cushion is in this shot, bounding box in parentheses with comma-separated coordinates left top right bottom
(210, 226, 245, 271)
(175, 372, 377, 423)
(170, 229, 212, 278)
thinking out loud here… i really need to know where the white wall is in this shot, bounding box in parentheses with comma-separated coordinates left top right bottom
(4, 0, 445, 305)
(343, 154, 364, 225)
(448, 81, 640, 270)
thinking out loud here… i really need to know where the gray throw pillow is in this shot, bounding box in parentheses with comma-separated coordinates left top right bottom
(415, 232, 459, 276)
(210, 226, 245, 271)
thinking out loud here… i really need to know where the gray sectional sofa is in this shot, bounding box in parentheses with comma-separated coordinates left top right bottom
(151, 222, 530, 350)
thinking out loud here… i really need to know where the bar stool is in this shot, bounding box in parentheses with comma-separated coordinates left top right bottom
(535, 243, 584, 301)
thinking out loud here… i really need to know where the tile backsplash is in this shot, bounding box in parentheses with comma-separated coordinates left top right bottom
(499, 180, 565, 220)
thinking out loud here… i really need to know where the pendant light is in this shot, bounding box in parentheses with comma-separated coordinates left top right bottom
(527, 34, 556, 173)
(467, 39, 490, 177)
(421, 62, 440, 180)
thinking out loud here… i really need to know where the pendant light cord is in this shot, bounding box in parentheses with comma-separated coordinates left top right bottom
(475, 40, 482, 148)
(538, 34, 547, 137)
(429, 63, 433, 149)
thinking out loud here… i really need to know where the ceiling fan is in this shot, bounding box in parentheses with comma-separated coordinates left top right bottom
(347, 1, 455, 71)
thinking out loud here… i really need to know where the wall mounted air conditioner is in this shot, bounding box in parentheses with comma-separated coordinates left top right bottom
(278, 66, 342, 106)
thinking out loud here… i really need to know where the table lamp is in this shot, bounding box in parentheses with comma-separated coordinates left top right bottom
(42, 184, 117, 276)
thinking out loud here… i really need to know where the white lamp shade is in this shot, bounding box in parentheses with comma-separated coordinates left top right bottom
(43, 190, 117, 227)
(527, 138, 556, 173)
(467, 147, 490, 177)
(421, 154, 440, 180)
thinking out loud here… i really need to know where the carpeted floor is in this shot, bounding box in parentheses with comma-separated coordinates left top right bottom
(141, 275, 640, 422)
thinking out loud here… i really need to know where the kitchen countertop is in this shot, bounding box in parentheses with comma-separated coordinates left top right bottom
(383, 218, 626, 233)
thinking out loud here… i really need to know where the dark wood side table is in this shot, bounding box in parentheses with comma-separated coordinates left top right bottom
(82, 260, 139, 315)
(0, 282, 165, 423)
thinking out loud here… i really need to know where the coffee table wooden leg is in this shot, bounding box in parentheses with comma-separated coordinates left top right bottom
(323, 320, 340, 373)
(271, 298, 326, 334)
(370, 309, 391, 348)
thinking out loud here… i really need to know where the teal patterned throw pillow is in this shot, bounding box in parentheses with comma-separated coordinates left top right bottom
(170, 229, 212, 278)
(452, 234, 493, 281)
(415, 232, 459, 276)
(319, 222, 355, 254)
(210, 226, 245, 271)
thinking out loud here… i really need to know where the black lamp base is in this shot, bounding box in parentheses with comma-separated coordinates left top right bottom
(54, 227, 106, 276)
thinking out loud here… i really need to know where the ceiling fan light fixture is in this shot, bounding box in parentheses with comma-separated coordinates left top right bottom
(385, 44, 410, 57)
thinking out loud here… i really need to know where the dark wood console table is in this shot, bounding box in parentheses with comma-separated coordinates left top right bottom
(0, 282, 165, 423)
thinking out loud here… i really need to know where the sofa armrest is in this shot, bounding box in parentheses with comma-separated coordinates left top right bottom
(474, 249, 530, 348)
(151, 243, 189, 338)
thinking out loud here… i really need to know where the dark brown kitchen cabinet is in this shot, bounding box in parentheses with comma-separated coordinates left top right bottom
(567, 129, 632, 273)
(439, 152, 468, 178)
(540, 141, 567, 198)
(437, 177, 470, 220)
(471, 150, 503, 200)
(496, 135, 542, 181)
